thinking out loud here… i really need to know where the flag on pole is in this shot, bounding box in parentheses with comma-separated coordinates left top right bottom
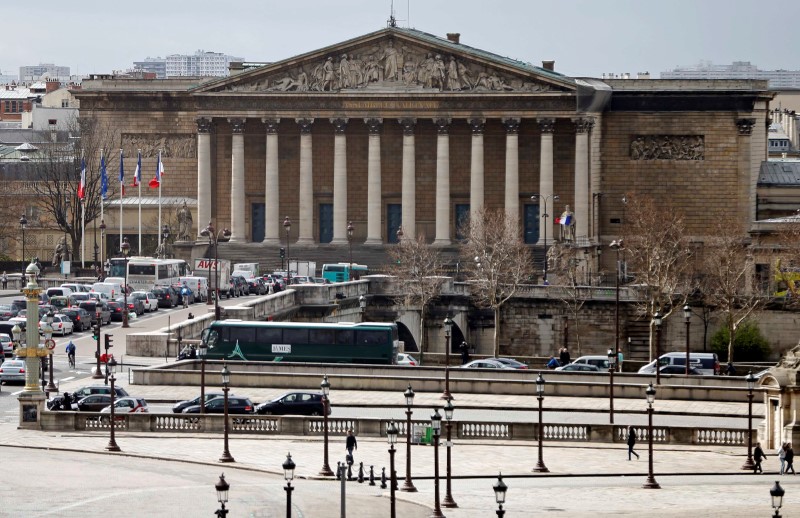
(149, 151, 163, 188)
(118, 149, 124, 183)
(132, 151, 141, 187)
(78, 158, 86, 200)
(100, 154, 108, 200)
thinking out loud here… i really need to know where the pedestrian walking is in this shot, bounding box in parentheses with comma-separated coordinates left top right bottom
(180, 282, 190, 309)
(754, 442, 767, 474)
(786, 443, 795, 475)
(345, 429, 358, 464)
(1, 271, 7, 289)
(559, 346, 571, 367)
(626, 425, 640, 460)
(779, 443, 787, 475)
(459, 341, 470, 365)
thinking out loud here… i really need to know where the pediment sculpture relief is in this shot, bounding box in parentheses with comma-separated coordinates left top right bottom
(227, 40, 553, 94)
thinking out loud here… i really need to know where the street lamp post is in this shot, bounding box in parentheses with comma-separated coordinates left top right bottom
(359, 294, 367, 321)
(533, 373, 549, 472)
(531, 194, 559, 284)
(771, 480, 785, 518)
(99, 220, 106, 279)
(653, 312, 662, 385)
(201, 222, 232, 321)
(11, 324, 21, 362)
(219, 363, 235, 463)
(741, 371, 757, 470)
(608, 347, 617, 424)
(401, 384, 417, 492)
(121, 237, 131, 328)
(387, 421, 399, 518)
(493, 474, 508, 518)
(430, 408, 445, 518)
(105, 357, 121, 452)
(160, 225, 170, 259)
(44, 310, 57, 393)
(199, 342, 208, 415)
(441, 316, 453, 400)
(215, 473, 230, 518)
(642, 383, 660, 489)
(610, 239, 624, 373)
(683, 303, 691, 375)
(19, 214, 27, 275)
(347, 221, 354, 277)
(442, 398, 458, 508)
(283, 453, 296, 518)
(319, 374, 334, 476)
(283, 216, 292, 286)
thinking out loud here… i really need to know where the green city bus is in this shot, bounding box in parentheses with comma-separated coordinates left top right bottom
(201, 320, 399, 364)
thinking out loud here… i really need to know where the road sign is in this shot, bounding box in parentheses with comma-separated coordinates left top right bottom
(44, 338, 56, 350)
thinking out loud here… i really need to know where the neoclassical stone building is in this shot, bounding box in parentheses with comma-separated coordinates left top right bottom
(76, 27, 772, 271)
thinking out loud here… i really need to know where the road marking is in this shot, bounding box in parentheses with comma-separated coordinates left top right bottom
(60, 377, 75, 382)
(11, 390, 23, 395)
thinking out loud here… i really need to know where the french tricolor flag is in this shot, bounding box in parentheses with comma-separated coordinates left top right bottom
(149, 151, 163, 188)
(560, 213, 573, 226)
(132, 151, 141, 187)
(77, 158, 86, 200)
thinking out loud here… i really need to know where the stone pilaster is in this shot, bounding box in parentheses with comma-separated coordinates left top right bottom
(262, 118, 281, 244)
(365, 117, 383, 245)
(537, 118, 556, 245)
(469, 118, 486, 224)
(296, 118, 315, 244)
(400, 118, 417, 239)
(196, 117, 212, 239)
(573, 117, 594, 244)
(330, 117, 349, 244)
(433, 117, 452, 246)
(503, 117, 521, 222)
(228, 118, 246, 243)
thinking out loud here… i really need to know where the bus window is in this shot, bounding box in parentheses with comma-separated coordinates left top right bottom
(336, 329, 354, 345)
(356, 330, 385, 346)
(230, 327, 256, 343)
(158, 265, 168, 281)
(284, 328, 309, 344)
(309, 329, 335, 344)
(129, 264, 156, 276)
(256, 327, 282, 344)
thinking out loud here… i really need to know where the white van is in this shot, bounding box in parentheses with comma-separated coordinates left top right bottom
(91, 282, 121, 300)
(45, 286, 74, 299)
(232, 262, 260, 279)
(638, 352, 720, 376)
(570, 355, 610, 370)
(179, 276, 209, 302)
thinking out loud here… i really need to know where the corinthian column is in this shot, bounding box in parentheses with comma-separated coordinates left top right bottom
(573, 117, 594, 244)
(400, 118, 416, 239)
(365, 118, 383, 245)
(196, 117, 212, 239)
(469, 118, 485, 223)
(330, 118, 349, 244)
(262, 118, 280, 243)
(229, 118, 246, 243)
(503, 117, 520, 222)
(537, 118, 555, 245)
(433, 117, 451, 246)
(296, 118, 315, 244)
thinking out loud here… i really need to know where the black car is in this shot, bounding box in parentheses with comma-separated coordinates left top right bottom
(172, 392, 226, 413)
(255, 391, 329, 416)
(182, 396, 254, 414)
(246, 277, 267, 295)
(73, 394, 113, 412)
(107, 301, 125, 322)
(60, 307, 92, 332)
(48, 385, 129, 410)
(117, 296, 145, 316)
(172, 284, 196, 306)
(153, 286, 179, 308)
(229, 276, 248, 297)
(78, 300, 111, 325)
(659, 365, 702, 375)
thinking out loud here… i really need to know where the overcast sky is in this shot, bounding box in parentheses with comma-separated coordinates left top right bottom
(2, 0, 798, 79)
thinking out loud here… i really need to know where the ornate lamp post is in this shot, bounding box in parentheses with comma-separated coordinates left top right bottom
(219, 363, 235, 463)
(347, 221, 354, 277)
(44, 310, 57, 393)
(201, 222, 232, 320)
(430, 408, 445, 518)
(18, 261, 47, 398)
(215, 473, 230, 517)
(642, 383, 660, 489)
(610, 239, 624, 372)
(683, 303, 691, 375)
(283, 216, 292, 286)
(771, 480, 785, 518)
(531, 193, 559, 284)
(653, 311, 662, 385)
(319, 374, 334, 476)
(493, 473, 508, 518)
(19, 214, 27, 275)
(283, 452, 296, 518)
(442, 398, 458, 508)
(160, 224, 170, 259)
(387, 420, 399, 518)
(11, 324, 22, 359)
(199, 342, 208, 415)
(741, 371, 757, 470)
(359, 294, 367, 321)
(105, 356, 121, 452)
(121, 237, 131, 328)
(607, 347, 617, 424)
(441, 316, 453, 400)
(533, 373, 549, 472)
(401, 384, 417, 492)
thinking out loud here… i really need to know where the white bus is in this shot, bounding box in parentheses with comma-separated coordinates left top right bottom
(109, 257, 190, 291)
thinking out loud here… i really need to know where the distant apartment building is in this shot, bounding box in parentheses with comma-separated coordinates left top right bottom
(133, 57, 167, 79)
(19, 63, 70, 82)
(165, 50, 244, 77)
(661, 61, 800, 89)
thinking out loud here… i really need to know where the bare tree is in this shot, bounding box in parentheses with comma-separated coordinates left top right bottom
(460, 208, 535, 357)
(387, 233, 446, 364)
(546, 242, 589, 355)
(623, 196, 694, 360)
(698, 222, 765, 362)
(769, 218, 800, 307)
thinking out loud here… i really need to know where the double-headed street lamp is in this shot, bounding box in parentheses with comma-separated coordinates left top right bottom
(215, 473, 230, 517)
(401, 384, 417, 492)
(19, 214, 27, 275)
(200, 222, 232, 321)
(742, 371, 757, 470)
(387, 420, 399, 518)
(683, 303, 692, 375)
(493, 474, 508, 518)
(160, 225, 170, 259)
(105, 356, 121, 452)
(610, 238, 624, 373)
(283, 216, 292, 286)
(347, 221, 354, 276)
(653, 311, 663, 385)
(533, 373, 549, 472)
(44, 310, 57, 393)
(319, 374, 334, 476)
(219, 363, 235, 463)
(608, 347, 617, 424)
(531, 193, 559, 284)
(441, 316, 454, 400)
(643, 383, 660, 489)
(771, 481, 785, 518)
(99, 220, 107, 279)
(442, 398, 458, 508)
(430, 408, 445, 518)
(283, 453, 296, 518)
(121, 237, 131, 328)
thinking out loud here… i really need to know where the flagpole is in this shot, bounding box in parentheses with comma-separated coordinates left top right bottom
(138, 179, 142, 254)
(158, 150, 162, 250)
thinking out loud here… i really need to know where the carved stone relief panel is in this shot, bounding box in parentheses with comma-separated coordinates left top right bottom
(225, 39, 556, 94)
(629, 135, 705, 161)
(121, 133, 197, 159)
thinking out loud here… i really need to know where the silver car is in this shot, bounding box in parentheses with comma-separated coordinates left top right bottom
(0, 359, 27, 383)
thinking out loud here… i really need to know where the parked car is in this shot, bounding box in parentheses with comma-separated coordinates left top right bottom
(0, 304, 19, 320)
(396, 353, 418, 366)
(107, 301, 126, 321)
(0, 333, 13, 356)
(0, 358, 25, 383)
(255, 391, 329, 416)
(60, 307, 92, 332)
(100, 396, 149, 414)
(493, 357, 529, 369)
(245, 277, 267, 295)
(73, 394, 113, 412)
(570, 355, 611, 370)
(289, 275, 314, 285)
(172, 392, 227, 413)
(117, 296, 145, 316)
(49, 384, 130, 409)
(638, 352, 720, 376)
(182, 396, 254, 414)
(171, 284, 195, 306)
(229, 275, 249, 297)
(39, 314, 74, 336)
(555, 363, 601, 372)
(131, 291, 158, 312)
(656, 365, 703, 375)
(461, 359, 515, 369)
(78, 300, 111, 325)
(153, 286, 179, 308)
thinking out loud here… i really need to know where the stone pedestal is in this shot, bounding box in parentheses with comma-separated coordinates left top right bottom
(18, 393, 46, 429)
(171, 241, 197, 264)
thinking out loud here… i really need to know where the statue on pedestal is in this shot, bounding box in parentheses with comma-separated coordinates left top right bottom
(176, 201, 193, 241)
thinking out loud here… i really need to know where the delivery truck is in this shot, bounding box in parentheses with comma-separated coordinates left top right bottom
(193, 258, 232, 298)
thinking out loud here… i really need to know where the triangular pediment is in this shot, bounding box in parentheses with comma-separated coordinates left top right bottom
(193, 27, 576, 95)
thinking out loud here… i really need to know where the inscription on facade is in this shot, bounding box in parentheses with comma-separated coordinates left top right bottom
(630, 135, 704, 160)
(342, 100, 440, 110)
(121, 134, 196, 159)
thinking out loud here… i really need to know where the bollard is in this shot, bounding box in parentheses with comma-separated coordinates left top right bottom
(369, 465, 376, 486)
(380, 467, 387, 489)
(336, 461, 342, 481)
(347, 462, 354, 481)
(358, 462, 365, 483)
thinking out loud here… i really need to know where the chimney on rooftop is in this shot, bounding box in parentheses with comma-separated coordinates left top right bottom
(542, 60, 555, 71)
(446, 33, 460, 44)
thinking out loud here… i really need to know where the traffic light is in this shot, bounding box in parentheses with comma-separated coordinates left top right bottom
(92, 323, 100, 341)
(104, 334, 113, 350)
(279, 247, 286, 259)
